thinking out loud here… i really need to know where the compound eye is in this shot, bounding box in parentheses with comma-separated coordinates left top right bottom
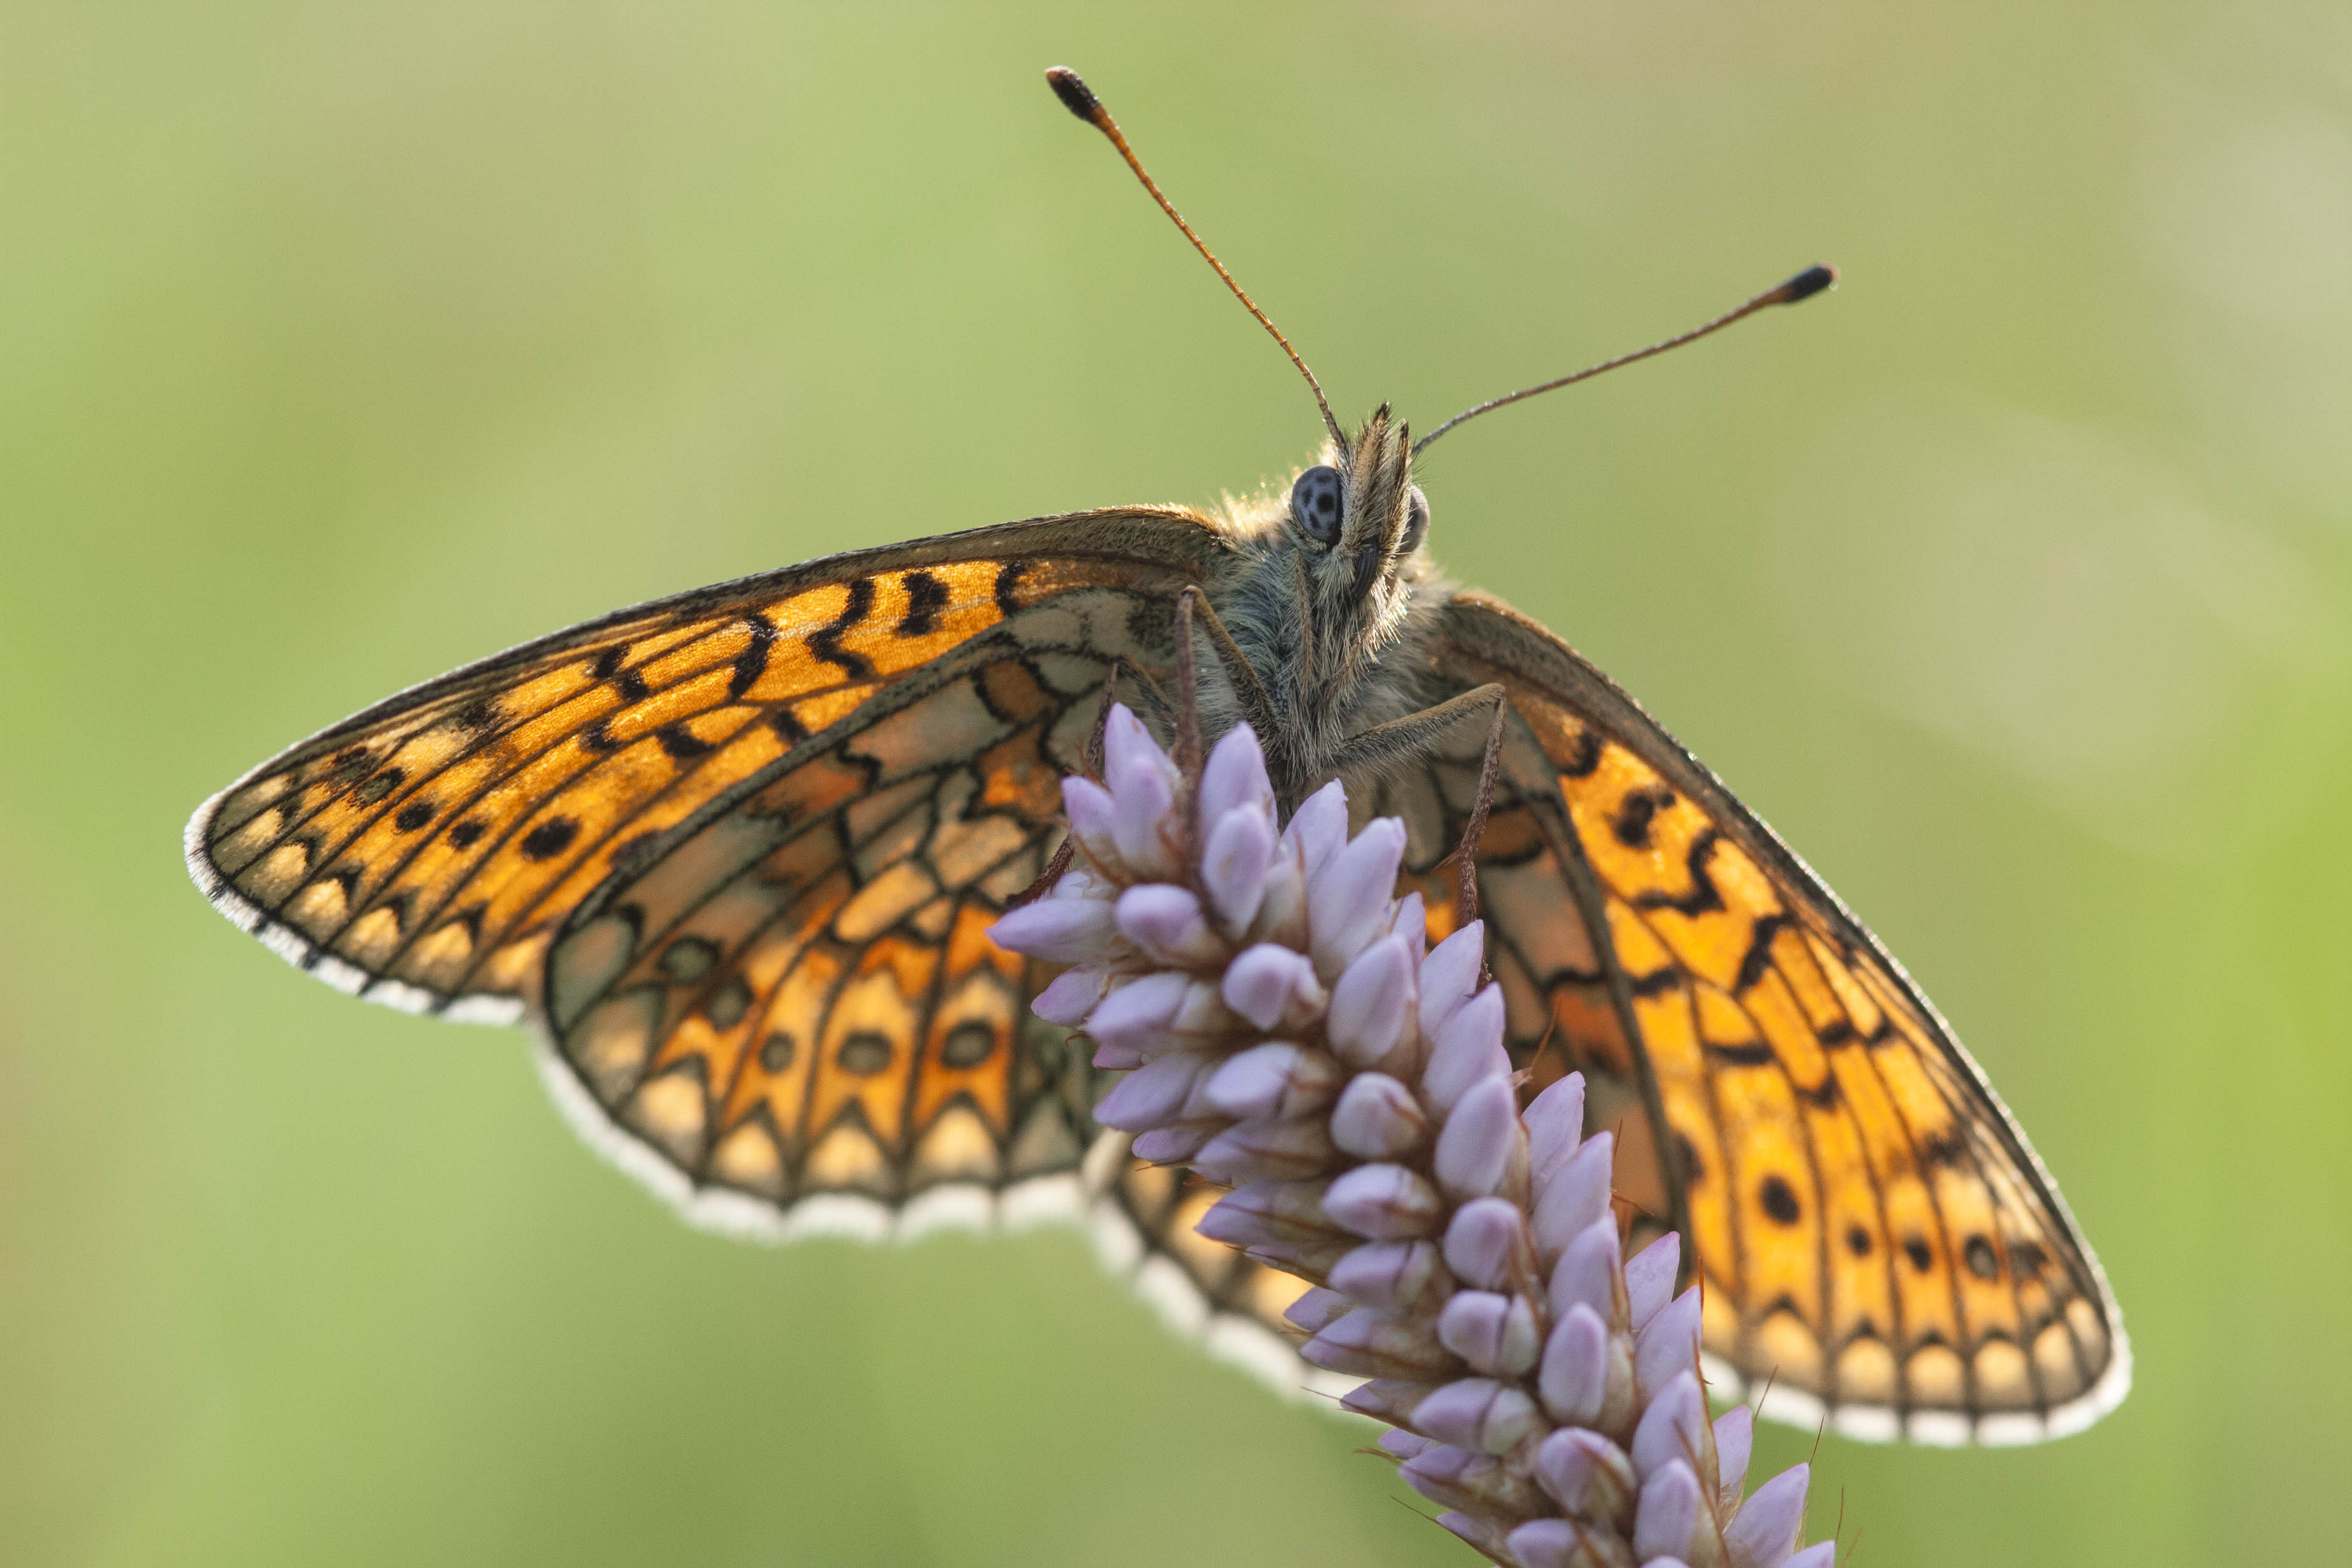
(1400, 485, 1429, 555)
(1290, 465, 1344, 545)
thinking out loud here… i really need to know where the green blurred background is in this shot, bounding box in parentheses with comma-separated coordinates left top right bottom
(5, 4, 2346, 1564)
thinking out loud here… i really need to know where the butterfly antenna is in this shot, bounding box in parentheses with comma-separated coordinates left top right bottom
(1411, 264, 1839, 456)
(1047, 66, 1345, 448)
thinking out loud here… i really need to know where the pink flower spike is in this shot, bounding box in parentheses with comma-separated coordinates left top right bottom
(1532, 1425, 1638, 1519)
(1199, 805, 1276, 933)
(1203, 1042, 1341, 1121)
(1326, 935, 1417, 1067)
(1626, 1232, 1681, 1331)
(1377, 1428, 1434, 1461)
(1115, 883, 1221, 967)
(1059, 774, 1122, 870)
(1328, 1073, 1428, 1159)
(1130, 1123, 1214, 1164)
(1417, 920, 1485, 1041)
(1195, 1179, 1340, 1251)
(1030, 964, 1107, 1026)
(1283, 1286, 1352, 1333)
(1279, 780, 1350, 881)
(1089, 1039, 1144, 1071)
(1103, 706, 1180, 877)
(1323, 1162, 1443, 1239)
(1631, 1370, 1710, 1481)
(1411, 1377, 1541, 1456)
(1421, 985, 1509, 1113)
(1502, 1520, 1582, 1568)
(1389, 889, 1428, 960)
(987, 896, 1118, 966)
(1633, 1459, 1702, 1563)
(1634, 1287, 1703, 1401)
(1714, 1404, 1754, 1508)
(1307, 818, 1407, 977)
(1724, 1463, 1811, 1568)
(1433, 1074, 1520, 1200)
(1537, 1301, 1609, 1426)
(1327, 1239, 1441, 1311)
(1091, 1050, 1216, 1131)
(1197, 722, 1274, 828)
(1220, 943, 1325, 1031)
(1441, 1197, 1526, 1292)
(1302, 1308, 1455, 1380)
(1547, 1216, 1623, 1323)
(1083, 970, 1188, 1051)
(1190, 1115, 1337, 1185)
(1436, 1511, 1513, 1562)
(1523, 1071, 1587, 1183)
(1532, 1131, 1615, 1261)
(1784, 1543, 1837, 1568)
(1436, 1290, 1540, 1378)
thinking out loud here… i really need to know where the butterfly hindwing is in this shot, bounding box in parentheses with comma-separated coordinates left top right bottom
(537, 635, 1154, 1231)
(1431, 590, 2128, 1444)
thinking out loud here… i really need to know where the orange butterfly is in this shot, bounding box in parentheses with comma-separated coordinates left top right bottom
(186, 66, 2125, 1447)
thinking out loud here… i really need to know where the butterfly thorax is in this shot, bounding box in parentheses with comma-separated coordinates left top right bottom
(1199, 408, 1456, 804)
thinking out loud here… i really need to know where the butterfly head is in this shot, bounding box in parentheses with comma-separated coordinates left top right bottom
(1288, 404, 1430, 616)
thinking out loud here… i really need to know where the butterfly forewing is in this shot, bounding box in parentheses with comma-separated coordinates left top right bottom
(186, 512, 1216, 1024)
(1432, 591, 2128, 1444)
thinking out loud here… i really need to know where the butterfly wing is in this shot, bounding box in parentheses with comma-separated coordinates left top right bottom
(187, 509, 1231, 1221)
(187, 510, 1212, 1022)
(1422, 590, 2129, 1445)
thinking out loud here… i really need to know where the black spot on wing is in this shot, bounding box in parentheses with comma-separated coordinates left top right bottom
(994, 559, 1029, 618)
(519, 817, 580, 861)
(1759, 1175, 1802, 1225)
(1631, 829, 1727, 917)
(1557, 726, 1602, 778)
(655, 723, 714, 760)
(808, 578, 877, 681)
(1629, 967, 1682, 999)
(898, 571, 950, 637)
(393, 800, 436, 833)
(729, 612, 778, 699)
(1611, 787, 1675, 848)
(592, 645, 651, 702)
(1734, 911, 1790, 990)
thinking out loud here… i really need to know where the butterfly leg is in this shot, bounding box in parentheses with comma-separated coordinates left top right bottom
(1177, 585, 1280, 741)
(1325, 682, 1510, 926)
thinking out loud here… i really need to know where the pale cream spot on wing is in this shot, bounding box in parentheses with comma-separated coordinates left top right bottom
(709, 1120, 787, 1199)
(909, 1104, 1002, 1186)
(803, 1121, 891, 1195)
(1905, 1343, 1968, 1408)
(625, 1071, 707, 1165)
(573, 991, 659, 1101)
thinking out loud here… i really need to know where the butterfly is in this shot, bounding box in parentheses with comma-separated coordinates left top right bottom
(185, 65, 2125, 1449)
